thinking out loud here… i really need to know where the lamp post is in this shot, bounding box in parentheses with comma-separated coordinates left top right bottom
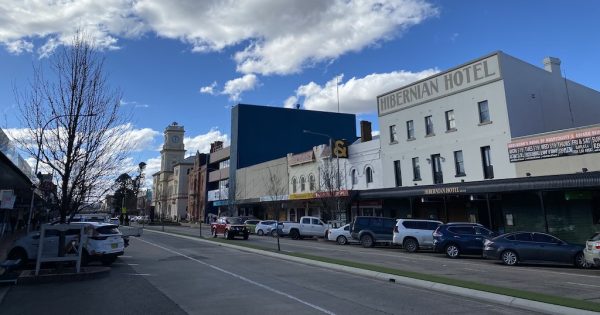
(27, 113, 96, 233)
(302, 129, 341, 220)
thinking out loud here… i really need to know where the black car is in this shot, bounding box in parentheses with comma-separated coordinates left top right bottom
(350, 216, 397, 248)
(432, 223, 495, 258)
(483, 231, 587, 268)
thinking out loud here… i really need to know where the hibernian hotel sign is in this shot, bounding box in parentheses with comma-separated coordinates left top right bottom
(378, 54, 501, 116)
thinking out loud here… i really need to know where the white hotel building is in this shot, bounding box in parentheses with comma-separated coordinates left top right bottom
(359, 51, 600, 243)
(378, 51, 600, 187)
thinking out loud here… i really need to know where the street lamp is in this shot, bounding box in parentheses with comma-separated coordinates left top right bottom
(27, 113, 97, 233)
(302, 129, 341, 220)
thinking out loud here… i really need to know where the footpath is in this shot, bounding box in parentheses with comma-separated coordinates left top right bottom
(142, 223, 600, 315)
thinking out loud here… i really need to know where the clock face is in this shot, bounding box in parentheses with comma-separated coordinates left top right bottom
(171, 135, 180, 143)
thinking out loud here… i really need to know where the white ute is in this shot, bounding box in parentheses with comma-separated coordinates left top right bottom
(281, 216, 328, 240)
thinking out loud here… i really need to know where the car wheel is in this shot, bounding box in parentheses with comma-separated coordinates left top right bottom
(403, 238, 419, 253)
(290, 229, 300, 240)
(501, 250, 518, 266)
(575, 252, 588, 268)
(7, 248, 28, 268)
(336, 235, 348, 245)
(101, 256, 117, 266)
(360, 234, 374, 248)
(212, 228, 217, 238)
(271, 230, 278, 237)
(445, 244, 460, 258)
(225, 230, 232, 240)
(257, 230, 264, 236)
(81, 250, 90, 266)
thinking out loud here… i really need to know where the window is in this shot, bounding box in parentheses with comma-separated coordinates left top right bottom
(515, 233, 532, 242)
(431, 154, 443, 184)
(475, 227, 493, 236)
(389, 125, 397, 143)
(312, 218, 321, 225)
(532, 233, 561, 244)
(478, 100, 490, 124)
(309, 174, 316, 191)
(406, 120, 415, 140)
(292, 177, 297, 193)
(481, 146, 493, 179)
(412, 157, 421, 181)
(393, 160, 402, 187)
(425, 115, 434, 136)
(302, 217, 310, 224)
(351, 169, 357, 185)
(300, 176, 306, 191)
(454, 150, 465, 176)
(366, 167, 373, 184)
(449, 226, 474, 235)
(445, 110, 456, 131)
(219, 159, 230, 169)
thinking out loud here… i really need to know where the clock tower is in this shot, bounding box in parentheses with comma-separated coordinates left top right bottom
(160, 122, 186, 172)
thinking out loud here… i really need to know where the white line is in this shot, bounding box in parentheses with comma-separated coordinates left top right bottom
(120, 255, 133, 258)
(124, 273, 151, 276)
(566, 282, 600, 288)
(136, 237, 336, 315)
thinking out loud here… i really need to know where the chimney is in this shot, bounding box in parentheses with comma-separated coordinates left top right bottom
(360, 120, 372, 142)
(543, 57, 561, 75)
(210, 141, 223, 153)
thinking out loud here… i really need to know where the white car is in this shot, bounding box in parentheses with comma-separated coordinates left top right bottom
(327, 224, 357, 245)
(584, 232, 600, 267)
(392, 219, 442, 252)
(7, 222, 124, 267)
(255, 220, 277, 236)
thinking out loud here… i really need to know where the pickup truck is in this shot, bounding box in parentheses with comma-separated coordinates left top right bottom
(280, 216, 328, 240)
(211, 217, 249, 240)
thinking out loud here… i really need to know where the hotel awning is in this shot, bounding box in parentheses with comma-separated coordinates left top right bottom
(358, 171, 600, 200)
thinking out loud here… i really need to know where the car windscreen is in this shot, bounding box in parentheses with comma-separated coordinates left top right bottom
(96, 226, 120, 235)
(228, 217, 244, 224)
(589, 233, 600, 241)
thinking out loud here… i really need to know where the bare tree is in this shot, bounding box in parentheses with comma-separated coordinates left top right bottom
(14, 31, 131, 225)
(264, 167, 287, 251)
(316, 158, 350, 223)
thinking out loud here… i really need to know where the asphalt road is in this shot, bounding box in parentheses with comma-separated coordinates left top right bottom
(144, 223, 600, 303)
(0, 230, 543, 315)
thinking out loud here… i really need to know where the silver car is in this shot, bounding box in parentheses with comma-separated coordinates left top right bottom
(392, 219, 442, 252)
(584, 232, 600, 267)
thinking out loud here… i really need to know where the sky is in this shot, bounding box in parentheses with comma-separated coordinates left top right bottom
(1, 0, 599, 186)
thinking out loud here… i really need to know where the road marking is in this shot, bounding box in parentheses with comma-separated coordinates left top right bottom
(127, 263, 139, 266)
(136, 237, 336, 315)
(124, 273, 151, 276)
(566, 282, 600, 288)
(120, 255, 133, 258)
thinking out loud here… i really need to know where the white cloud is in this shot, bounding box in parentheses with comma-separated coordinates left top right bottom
(199, 81, 217, 95)
(222, 74, 259, 101)
(0, 0, 437, 74)
(143, 156, 162, 186)
(183, 128, 229, 156)
(0, 0, 145, 57)
(119, 124, 160, 151)
(289, 69, 439, 114)
(371, 130, 380, 137)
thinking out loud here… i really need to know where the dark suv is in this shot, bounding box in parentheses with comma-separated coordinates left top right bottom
(433, 223, 496, 258)
(350, 216, 397, 248)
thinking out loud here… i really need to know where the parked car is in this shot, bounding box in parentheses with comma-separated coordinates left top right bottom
(483, 231, 587, 268)
(327, 224, 358, 245)
(350, 216, 397, 248)
(7, 222, 124, 267)
(244, 220, 261, 234)
(584, 232, 600, 267)
(433, 223, 495, 258)
(393, 219, 442, 252)
(109, 217, 120, 225)
(255, 220, 277, 236)
(211, 217, 249, 240)
(280, 216, 328, 239)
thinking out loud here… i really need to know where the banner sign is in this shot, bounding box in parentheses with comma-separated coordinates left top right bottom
(315, 190, 349, 198)
(508, 127, 600, 162)
(289, 192, 315, 200)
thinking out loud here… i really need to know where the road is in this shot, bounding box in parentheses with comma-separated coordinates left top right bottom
(144, 223, 600, 303)
(1, 230, 541, 315)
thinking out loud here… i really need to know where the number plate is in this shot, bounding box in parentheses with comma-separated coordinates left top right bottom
(111, 243, 118, 249)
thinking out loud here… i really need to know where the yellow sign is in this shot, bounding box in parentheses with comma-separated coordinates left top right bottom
(121, 207, 127, 214)
(289, 193, 315, 200)
(333, 140, 348, 158)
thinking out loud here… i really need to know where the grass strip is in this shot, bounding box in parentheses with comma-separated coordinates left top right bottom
(145, 228, 600, 312)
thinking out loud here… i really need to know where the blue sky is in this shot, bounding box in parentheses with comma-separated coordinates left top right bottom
(1, 0, 599, 180)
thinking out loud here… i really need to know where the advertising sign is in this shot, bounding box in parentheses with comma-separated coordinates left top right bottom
(508, 127, 600, 162)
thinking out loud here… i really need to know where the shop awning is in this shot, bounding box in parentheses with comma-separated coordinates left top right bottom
(358, 171, 600, 200)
